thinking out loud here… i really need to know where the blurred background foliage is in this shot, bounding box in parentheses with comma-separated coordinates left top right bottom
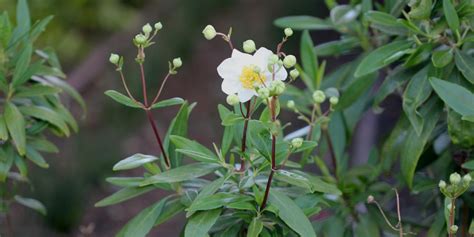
(0, 0, 328, 236)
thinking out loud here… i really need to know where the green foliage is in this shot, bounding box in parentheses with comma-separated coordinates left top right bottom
(0, 0, 83, 217)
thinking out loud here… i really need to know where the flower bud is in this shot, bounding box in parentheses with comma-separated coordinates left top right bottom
(367, 195, 374, 203)
(283, 55, 296, 68)
(463, 174, 472, 184)
(438, 180, 447, 189)
(290, 69, 299, 79)
(142, 23, 152, 34)
(154, 22, 163, 30)
(312, 90, 326, 103)
(134, 34, 147, 45)
(291, 138, 304, 149)
(450, 225, 458, 234)
(243, 40, 256, 53)
(172, 57, 182, 68)
(109, 53, 120, 65)
(226, 94, 239, 105)
(258, 87, 270, 99)
(284, 28, 293, 37)
(202, 25, 217, 40)
(329, 96, 339, 106)
(268, 54, 279, 65)
(287, 100, 295, 109)
(450, 172, 462, 185)
(270, 80, 285, 95)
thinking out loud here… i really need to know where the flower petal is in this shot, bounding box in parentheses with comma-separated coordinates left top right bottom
(274, 66, 288, 81)
(232, 49, 253, 61)
(253, 47, 274, 70)
(217, 58, 241, 80)
(221, 78, 240, 95)
(238, 89, 254, 102)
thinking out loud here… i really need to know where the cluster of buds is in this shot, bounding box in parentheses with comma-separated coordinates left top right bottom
(290, 137, 304, 149)
(134, 22, 163, 47)
(312, 87, 339, 107)
(439, 172, 472, 198)
(109, 53, 123, 71)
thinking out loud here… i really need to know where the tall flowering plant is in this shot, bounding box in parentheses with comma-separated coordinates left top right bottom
(97, 22, 340, 236)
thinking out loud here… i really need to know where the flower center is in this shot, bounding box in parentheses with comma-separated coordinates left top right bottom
(239, 65, 266, 89)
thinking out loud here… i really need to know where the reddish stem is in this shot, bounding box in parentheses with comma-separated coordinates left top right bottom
(139, 63, 149, 107)
(260, 97, 278, 210)
(239, 101, 252, 171)
(146, 110, 170, 168)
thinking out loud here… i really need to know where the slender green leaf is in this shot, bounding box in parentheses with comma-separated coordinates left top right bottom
(247, 217, 264, 237)
(0, 115, 8, 140)
(20, 106, 70, 136)
(432, 49, 453, 68)
(187, 193, 252, 212)
(443, 0, 460, 32)
(12, 43, 33, 86)
(274, 16, 332, 30)
(113, 153, 158, 171)
(95, 186, 154, 207)
(150, 97, 184, 109)
(14, 195, 46, 215)
(365, 10, 406, 35)
(430, 78, 474, 120)
(117, 198, 168, 237)
(354, 40, 412, 77)
(300, 31, 318, 87)
(4, 102, 26, 155)
(164, 102, 190, 168)
(25, 146, 48, 168)
(140, 163, 220, 186)
(104, 90, 142, 108)
(269, 190, 316, 237)
(454, 50, 474, 84)
(171, 135, 219, 163)
(14, 84, 61, 98)
(402, 66, 431, 135)
(185, 209, 221, 237)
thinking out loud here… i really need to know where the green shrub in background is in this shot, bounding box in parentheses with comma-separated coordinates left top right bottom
(0, 0, 83, 230)
(99, 0, 474, 236)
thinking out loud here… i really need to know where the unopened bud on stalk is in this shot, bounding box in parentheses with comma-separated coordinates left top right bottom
(202, 25, 217, 40)
(134, 34, 147, 45)
(226, 94, 239, 105)
(463, 174, 472, 184)
(450, 172, 462, 185)
(283, 55, 296, 68)
(270, 80, 285, 95)
(438, 180, 447, 189)
(258, 88, 270, 99)
(154, 22, 163, 30)
(291, 137, 303, 149)
(243, 40, 256, 53)
(142, 23, 152, 35)
(330, 96, 339, 106)
(268, 54, 279, 65)
(172, 57, 182, 68)
(367, 195, 374, 203)
(109, 53, 120, 65)
(287, 100, 295, 109)
(450, 225, 458, 234)
(290, 69, 299, 80)
(312, 90, 326, 103)
(284, 28, 293, 37)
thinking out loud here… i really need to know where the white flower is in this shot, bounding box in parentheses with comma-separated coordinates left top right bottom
(217, 47, 287, 102)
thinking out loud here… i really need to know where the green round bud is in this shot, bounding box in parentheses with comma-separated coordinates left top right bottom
(329, 96, 339, 105)
(134, 34, 147, 45)
(142, 23, 152, 34)
(450, 172, 462, 185)
(438, 180, 447, 189)
(202, 25, 217, 40)
(243, 40, 256, 53)
(312, 90, 326, 103)
(258, 87, 270, 99)
(450, 225, 458, 233)
(284, 28, 293, 37)
(291, 137, 304, 149)
(268, 54, 279, 65)
(109, 53, 120, 65)
(283, 55, 297, 68)
(172, 57, 182, 68)
(290, 69, 299, 79)
(270, 80, 285, 95)
(287, 100, 295, 109)
(463, 174, 472, 184)
(226, 94, 239, 105)
(154, 22, 163, 30)
(367, 195, 374, 203)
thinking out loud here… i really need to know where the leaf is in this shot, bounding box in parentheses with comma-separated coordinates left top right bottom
(0, 149, 14, 182)
(268, 190, 316, 237)
(164, 102, 191, 168)
(104, 90, 141, 108)
(300, 31, 318, 88)
(4, 102, 26, 155)
(443, 0, 460, 32)
(39, 76, 86, 113)
(10, 0, 30, 43)
(106, 177, 144, 187)
(454, 50, 474, 84)
(171, 135, 219, 163)
(275, 170, 314, 192)
(184, 209, 221, 237)
(274, 16, 332, 30)
(14, 195, 46, 215)
(150, 97, 184, 109)
(186, 176, 228, 217)
(462, 160, 474, 170)
(29, 15, 53, 42)
(12, 43, 33, 86)
(187, 193, 252, 212)
(401, 98, 441, 188)
(365, 11, 406, 35)
(0, 115, 8, 140)
(116, 198, 168, 237)
(354, 40, 412, 77)
(432, 49, 453, 68)
(14, 84, 61, 98)
(373, 67, 410, 108)
(25, 146, 49, 168)
(113, 153, 158, 171)
(247, 217, 264, 237)
(20, 106, 70, 136)
(95, 186, 154, 207)
(140, 163, 220, 186)
(314, 37, 360, 57)
(337, 73, 377, 109)
(402, 66, 432, 135)
(430, 78, 474, 120)
(330, 4, 360, 25)
(155, 198, 186, 226)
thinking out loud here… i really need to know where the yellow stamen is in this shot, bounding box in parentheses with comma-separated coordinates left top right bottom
(239, 65, 266, 89)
